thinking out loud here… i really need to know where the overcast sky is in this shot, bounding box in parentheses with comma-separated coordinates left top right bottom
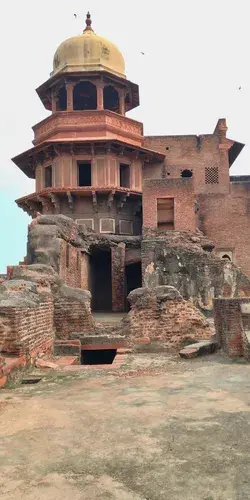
(0, 0, 250, 272)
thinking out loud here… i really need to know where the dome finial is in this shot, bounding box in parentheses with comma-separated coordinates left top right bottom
(84, 11, 93, 32)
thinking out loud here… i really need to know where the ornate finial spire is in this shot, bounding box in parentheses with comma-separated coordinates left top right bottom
(83, 11, 93, 32)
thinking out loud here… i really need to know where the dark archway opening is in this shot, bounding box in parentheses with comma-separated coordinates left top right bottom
(222, 254, 231, 261)
(125, 261, 142, 311)
(81, 349, 117, 365)
(181, 169, 193, 178)
(104, 85, 119, 112)
(56, 86, 67, 111)
(91, 248, 112, 311)
(73, 81, 97, 110)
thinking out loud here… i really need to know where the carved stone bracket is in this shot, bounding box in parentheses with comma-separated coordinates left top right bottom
(53, 144, 61, 156)
(67, 191, 74, 211)
(133, 199, 142, 216)
(92, 190, 98, 212)
(49, 193, 60, 213)
(107, 190, 115, 210)
(118, 192, 130, 211)
(118, 146, 125, 157)
(37, 195, 52, 213)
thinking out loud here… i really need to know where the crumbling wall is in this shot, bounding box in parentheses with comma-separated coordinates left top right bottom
(214, 298, 250, 360)
(54, 285, 95, 339)
(142, 230, 250, 314)
(122, 286, 212, 351)
(0, 280, 54, 356)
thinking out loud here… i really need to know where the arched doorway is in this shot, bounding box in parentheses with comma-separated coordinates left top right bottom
(125, 261, 142, 311)
(90, 248, 112, 311)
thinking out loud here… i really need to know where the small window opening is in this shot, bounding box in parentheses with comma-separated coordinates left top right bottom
(181, 169, 193, 178)
(78, 163, 92, 187)
(222, 254, 231, 261)
(73, 82, 97, 110)
(81, 349, 117, 365)
(104, 85, 119, 112)
(157, 198, 174, 230)
(120, 163, 130, 188)
(56, 86, 67, 111)
(22, 378, 41, 385)
(45, 166, 52, 188)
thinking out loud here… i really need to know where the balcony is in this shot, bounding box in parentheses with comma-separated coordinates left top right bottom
(33, 110, 144, 148)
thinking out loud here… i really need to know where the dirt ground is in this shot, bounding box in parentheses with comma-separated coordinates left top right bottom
(0, 352, 250, 500)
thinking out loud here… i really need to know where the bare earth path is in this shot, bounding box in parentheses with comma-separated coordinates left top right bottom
(0, 353, 249, 500)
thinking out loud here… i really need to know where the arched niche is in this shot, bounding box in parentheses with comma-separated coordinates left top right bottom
(73, 81, 97, 110)
(104, 85, 119, 112)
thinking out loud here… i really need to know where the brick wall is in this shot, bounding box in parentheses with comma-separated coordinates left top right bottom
(144, 128, 230, 196)
(0, 296, 54, 356)
(142, 178, 196, 232)
(123, 286, 211, 350)
(54, 288, 95, 339)
(198, 186, 250, 277)
(213, 298, 250, 358)
(59, 240, 82, 288)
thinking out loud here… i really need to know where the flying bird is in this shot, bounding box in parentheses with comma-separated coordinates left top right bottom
(140, 52, 146, 55)
(74, 13, 77, 18)
(238, 86, 242, 90)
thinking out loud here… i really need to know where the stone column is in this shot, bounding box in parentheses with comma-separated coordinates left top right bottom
(97, 82, 104, 110)
(51, 90, 57, 113)
(111, 243, 125, 312)
(119, 89, 125, 115)
(66, 83, 74, 111)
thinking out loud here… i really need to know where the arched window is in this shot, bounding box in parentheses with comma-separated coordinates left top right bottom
(73, 82, 97, 110)
(104, 85, 119, 112)
(222, 254, 231, 261)
(56, 85, 67, 111)
(181, 169, 193, 178)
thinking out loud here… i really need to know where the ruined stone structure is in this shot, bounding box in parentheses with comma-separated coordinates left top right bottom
(11, 13, 250, 315)
(0, 12, 250, 387)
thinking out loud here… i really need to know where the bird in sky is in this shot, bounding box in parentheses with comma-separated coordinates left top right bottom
(238, 86, 242, 90)
(74, 13, 77, 18)
(140, 52, 146, 56)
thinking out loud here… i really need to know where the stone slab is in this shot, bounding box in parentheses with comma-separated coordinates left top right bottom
(179, 339, 219, 359)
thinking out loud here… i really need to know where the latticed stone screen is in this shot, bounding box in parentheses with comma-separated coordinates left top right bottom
(76, 219, 94, 230)
(205, 166, 219, 184)
(100, 218, 115, 233)
(119, 220, 133, 235)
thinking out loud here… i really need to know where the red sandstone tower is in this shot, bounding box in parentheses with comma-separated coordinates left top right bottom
(13, 13, 164, 236)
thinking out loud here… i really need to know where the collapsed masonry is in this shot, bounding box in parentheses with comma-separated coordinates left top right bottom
(0, 214, 250, 384)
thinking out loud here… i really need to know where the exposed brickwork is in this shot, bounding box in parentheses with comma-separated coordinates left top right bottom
(144, 122, 230, 196)
(143, 178, 196, 232)
(213, 298, 250, 358)
(122, 286, 211, 351)
(111, 243, 125, 312)
(80, 253, 91, 290)
(0, 292, 54, 356)
(59, 240, 82, 288)
(198, 187, 250, 278)
(54, 289, 95, 339)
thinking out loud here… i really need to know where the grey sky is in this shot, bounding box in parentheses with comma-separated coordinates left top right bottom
(0, 0, 249, 270)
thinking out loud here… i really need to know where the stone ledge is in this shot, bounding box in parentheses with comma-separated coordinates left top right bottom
(179, 339, 219, 359)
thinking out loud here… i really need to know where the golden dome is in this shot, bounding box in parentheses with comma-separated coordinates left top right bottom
(52, 12, 126, 79)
